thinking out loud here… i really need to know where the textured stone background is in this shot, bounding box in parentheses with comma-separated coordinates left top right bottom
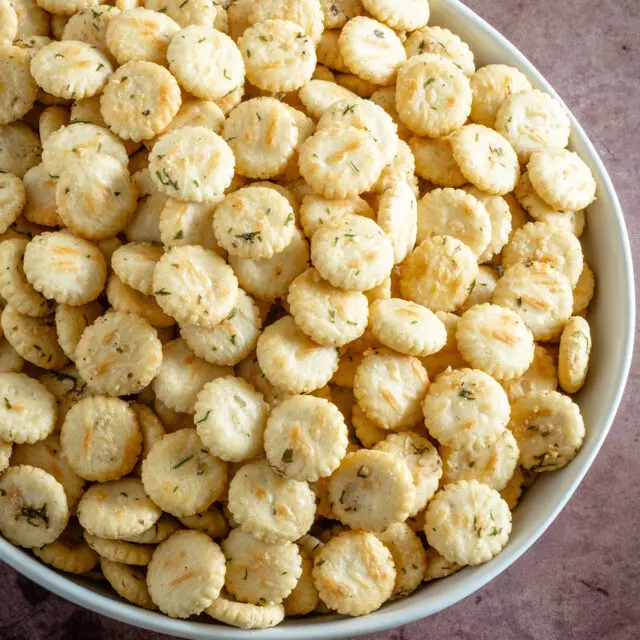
(1, 1, 639, 639)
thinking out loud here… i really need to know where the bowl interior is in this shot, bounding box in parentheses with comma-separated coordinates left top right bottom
(0, 1, 634, 638)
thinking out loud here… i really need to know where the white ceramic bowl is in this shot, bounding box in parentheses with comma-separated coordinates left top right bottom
(0, 1, 634, 637)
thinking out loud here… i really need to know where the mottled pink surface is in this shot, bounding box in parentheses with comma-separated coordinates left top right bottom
(1, 1, 639, 639)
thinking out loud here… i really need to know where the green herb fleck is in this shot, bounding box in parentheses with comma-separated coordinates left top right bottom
(154, 288, 171, 296)
(281, 448, 294, 463)
(172, 455, 194, 469)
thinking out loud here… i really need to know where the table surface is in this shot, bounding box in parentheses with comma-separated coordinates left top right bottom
(2, 1, 639, 639)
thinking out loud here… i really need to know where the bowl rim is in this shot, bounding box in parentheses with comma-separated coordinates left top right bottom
(0, 1, 635, 638)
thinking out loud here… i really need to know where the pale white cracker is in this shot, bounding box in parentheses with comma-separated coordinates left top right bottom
(22, 163, 60, 227)
(395, 54, 472, 137)
(130, 402, 165, 476)
(287, 267, 369, 347)
(300, 126, 385, 199)
(1, 306, 68, 369)
(0, 372, 56, 443)
(30, 40, 113, 100)
(213, 186, 295, 259)
(470, 64, 532, 128)
(227, 457, 315, 542)
(247, 0, 324, 44)
(141, 428, 227, 516)
(101, 559, 155, 609)
(493, 261, 573, 341)
(41, 122, 127, 178)
(422, 367, 509, 449)
(320, 0, 361, 29)
(152, 244, 238, 328)
(62, 6, 121, 57)
(206, 591, 285, 630)
(440, 427, 519, 491)
(376, 179, 418, 264)
(264, 394, 349, 482)
(106, 8, 179, 65)
(34, 519, 99, 574)
(527, 149, 596, 212)
(409, 135, 466, 187)
(464, 186, 513, 264)
(495, 89, 571, 163)
(111, 242, 163, 295)
(9, 0, 49, 38)
(125, 168, 167, 244)
(153, 338, 231, 414)
(106, 274, 176, 329)
(502, 220, 583, 287)
(0, 122, 42, 178)
(149, 126, 234, 202)
(39, 106, 70, 146)
(181, 290, 260, 367)
(0, 464, 69, 548)
(416, 187, 491, 257)
(167, 25, 243, 100)
(311, 214, 394, 291)
(299, 194, 373, 238)
(317, 98, 399, 165)
(0, 45, 38, 125)
(508, 389, 585, 472)
(228, 229, 309, 301)
(0, 173, 26, 234)
(159, 197, 222, 253)
(75, 310, 162, 395)
(147, 529, 225, 618)
(23, 231, 107, 305)
(450, 123, 520, 196)
(298, 79, 359, 120)
(375, 431, 442, 516)
(0, 2, 18, 43)
(0, 238, 53, 317)
(256, 315, 339, 394)
(376, 522, 427, 599)
(120, 513, 180, 544)
(284, 547, 319, 616)
(100, 61, 182, 142)
(57, 154, 138, 240)
(312, 529, 395, 615)
(369, 298, 446, 358)
(352, 403, 395, 448)
(201, 366, 271, 459)
(222, 97, 298, 179)
(0, 338, 24, 373)
(558, 315, 591, 394)
(235, 351, 293, 407)
(144, 0, 228, 31)
(458, 265, 499, 314)
(11, 433, 85, 513)
(177, 505, 228, 540)
(222, 527, 302, 605)
(425, 479, 511, 566)
(404, 26, 475, 76)
(84, 531, 154, 566)
(0, 440, 12, 471)
(316, 30, 351, 73)
(499, 465, 537, 511)
(423, 547, 462, 582)
(573, 262, 596, 315)
(60, 396, 141, 481)
(363, 0, 429, 31)
(329, 448, 415, 531)
(153, 101, 225, 150)
(338, 16, 405, 86)
(399, 235, 478, 312)
(501, 344, 558, 403)
(514, 172, 582, 228)
(238, 19, 316, 93)
(456, 303, 535, 381)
